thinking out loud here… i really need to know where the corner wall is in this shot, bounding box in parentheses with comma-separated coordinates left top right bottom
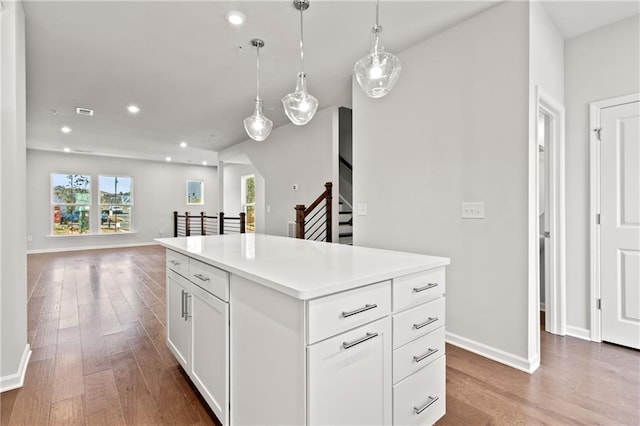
(26, 150, 218, 252)
(353, 1, 534, 369)
(564, 15, 640, 334)
(1, 0, 30, 391)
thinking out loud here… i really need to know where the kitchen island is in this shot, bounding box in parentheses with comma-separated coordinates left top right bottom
(156, 234, 450, 426)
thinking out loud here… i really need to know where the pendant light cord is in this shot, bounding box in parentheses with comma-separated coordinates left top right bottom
(256, 44, 261, 101)
(376, 0, 379, 27)
(299, 6, 305, 73)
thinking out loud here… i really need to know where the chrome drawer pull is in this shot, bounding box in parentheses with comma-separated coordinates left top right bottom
(169, 260, 180, 266)
(413, 282, 438, 293)
(180, 290, 186, 318)
(341, 303, 377, 318)
(413, 317, 438, 330)
(413, 348, 438, 363)
(193, 273, 210, 282)
(184, 294, 192, 321)
(414, 396, 439, 415)
(342, 332, 379, 350)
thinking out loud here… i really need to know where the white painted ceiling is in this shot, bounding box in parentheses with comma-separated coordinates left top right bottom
(23, 1, 639, 166)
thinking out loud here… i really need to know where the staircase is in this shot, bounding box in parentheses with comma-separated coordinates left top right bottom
(338, 199, 353, 245)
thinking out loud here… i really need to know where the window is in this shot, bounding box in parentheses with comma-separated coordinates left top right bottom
(99, 176, 133, 233)
(52, 173, 91, 235)
(241, 174, 255, 232)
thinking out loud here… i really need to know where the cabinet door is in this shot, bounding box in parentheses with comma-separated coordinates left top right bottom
(191, 284, 229, 425)
(167, 270, 190, 369)
(308, 317, 392, 425)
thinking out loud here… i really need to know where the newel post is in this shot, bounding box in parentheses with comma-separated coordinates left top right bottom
(201, 211, 206, 236)
(219, 212, 225, 235)
(239, 212, 246, 234)
(173, 211, 178, 237)
(295, 205, 306, 239)
(185, 211, 191, 237)
(325, 182, 333, 243)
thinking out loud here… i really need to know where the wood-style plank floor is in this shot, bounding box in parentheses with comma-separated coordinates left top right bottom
(2, 245, 639, 425)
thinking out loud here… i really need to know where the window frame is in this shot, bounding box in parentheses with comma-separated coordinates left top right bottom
(98, 175, 134, 234)
(241, 174, 256, 233)
(51, 173, 92, 235)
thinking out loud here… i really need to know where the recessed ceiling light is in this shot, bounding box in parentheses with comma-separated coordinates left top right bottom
(61, 126, 71, 133)
(202, 161, 207, 166)
(63, 147, 71, 153)
(226, 11, 245, 25)
(165, 156, 172, 162)
(127, 104, 141, 114)
(180, 141, 188, 148)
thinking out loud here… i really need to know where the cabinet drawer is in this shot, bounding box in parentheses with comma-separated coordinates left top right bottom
(307, 281, 391, 344)
(393, 298, 445, 349)
(307, 317, 392, 426)
(393, 268, 445, 312)
(393, 355, 446, 426)
(167, 250, 189, 277)
(189, 258, 229, 302)
(393, 326, 445, 384)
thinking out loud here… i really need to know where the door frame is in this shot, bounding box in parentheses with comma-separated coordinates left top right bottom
(589, 92, 640, 342)
(534, 87, 567, 337)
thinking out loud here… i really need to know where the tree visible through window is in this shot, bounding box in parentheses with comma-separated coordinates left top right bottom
(52, 173, 91, 235)
(99, 176, 133, 233)
(241, 175, 255, 232)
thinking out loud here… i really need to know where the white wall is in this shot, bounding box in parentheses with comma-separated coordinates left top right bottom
(353, 2, 534, 369)
(219, 106, 338, 238)
(1, 0, 29, 390)
(26, 150, 218, 252)
(565, 15, 640, 332)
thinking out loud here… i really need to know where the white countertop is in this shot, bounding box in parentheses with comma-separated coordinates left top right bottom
(155, 234, 450, 300)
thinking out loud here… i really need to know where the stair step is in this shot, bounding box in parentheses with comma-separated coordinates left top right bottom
(339, 210, 353, 215)
(339, 232, 353, 238)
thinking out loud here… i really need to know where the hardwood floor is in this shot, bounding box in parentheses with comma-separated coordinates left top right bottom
(2, 245, 639, 425)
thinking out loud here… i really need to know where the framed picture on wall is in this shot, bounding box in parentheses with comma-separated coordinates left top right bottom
(186, 180, 204, 205)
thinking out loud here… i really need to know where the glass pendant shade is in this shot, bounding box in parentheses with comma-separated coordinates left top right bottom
(244, 99, 273, 142)
(282, 72, 318, 126)
(354, 25, 402, 98)
(282, 0, 317, 126)
(244, 38, 272, 141)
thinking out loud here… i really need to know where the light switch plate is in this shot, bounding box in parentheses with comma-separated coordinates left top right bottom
(357, 203, 368, 216)
(462, 202, 485, 219)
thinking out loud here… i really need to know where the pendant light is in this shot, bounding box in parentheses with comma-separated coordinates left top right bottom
(244, 38, 273, 141)
(282, 0, 318, 126)
(354, 0, 402, 99)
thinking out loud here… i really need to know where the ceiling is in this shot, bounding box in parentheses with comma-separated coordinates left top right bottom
(22, 1, 639, 166)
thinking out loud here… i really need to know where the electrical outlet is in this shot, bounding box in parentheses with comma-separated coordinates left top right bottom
(159, 229, 165, 236)
(461, 202, 485, 219)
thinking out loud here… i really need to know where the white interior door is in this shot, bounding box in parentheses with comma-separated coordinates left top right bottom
(600, 100, 640, 350)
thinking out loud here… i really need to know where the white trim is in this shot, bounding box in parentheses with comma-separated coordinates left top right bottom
(446, 332, 539, 374)
(566, 326, 592, 341)
(0, 344, 31, 392)
(27, 241, 159, 254)
(539, 303, 546, 312)
(589, 92, 640, 343)
(536, 87, 567, 337)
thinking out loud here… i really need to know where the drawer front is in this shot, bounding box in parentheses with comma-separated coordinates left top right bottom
(393, 297, 445, 349)
(393, 268, 445, 312)
(393, 326, 445, 384)
(167, 250, 189, 277)
(307, 281, 391, 344)
(189, 258, 229, 301)
(393, 355, 446, 426)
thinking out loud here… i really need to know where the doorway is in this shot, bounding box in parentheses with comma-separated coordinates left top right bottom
(535, 88, 567, 341)
(589, 93, 640, 349)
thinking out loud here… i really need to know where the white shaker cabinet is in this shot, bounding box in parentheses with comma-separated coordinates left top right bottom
(166, 269, 190, 369)
(308, 317, 392, 425)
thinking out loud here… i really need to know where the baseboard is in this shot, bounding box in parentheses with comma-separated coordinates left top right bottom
(566, 325, 591, 341)
(27, 241, 159, 254)
(0, 344, 31, 393)
(446, 331, 539, 374)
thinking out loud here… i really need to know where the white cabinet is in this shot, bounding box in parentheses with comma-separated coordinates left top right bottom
(190, 284, 229, 426)
(166, 269, 190, 369)
(165, 250, 229, 425)
(308, 317, 392, 425)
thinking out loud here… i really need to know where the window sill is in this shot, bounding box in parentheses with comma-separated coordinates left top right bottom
(47, 231, 137, 238)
